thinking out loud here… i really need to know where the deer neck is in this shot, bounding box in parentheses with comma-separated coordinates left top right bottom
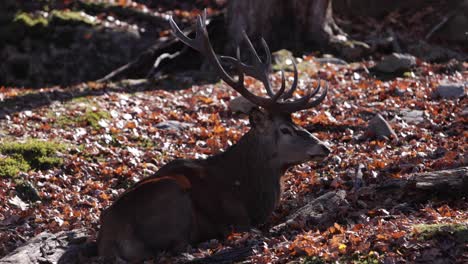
(207, 130, 283, 224)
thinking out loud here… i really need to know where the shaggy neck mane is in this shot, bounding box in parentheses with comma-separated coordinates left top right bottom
(205, 128, 283, 224)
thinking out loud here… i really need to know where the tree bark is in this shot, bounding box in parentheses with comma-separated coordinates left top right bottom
(226, 0, 345, 54)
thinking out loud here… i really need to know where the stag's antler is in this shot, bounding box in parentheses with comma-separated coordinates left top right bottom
(169, 10, 327, 113)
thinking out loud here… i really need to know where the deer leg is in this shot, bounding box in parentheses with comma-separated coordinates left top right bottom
(98, 210, 152, 262)
(221, 196, 251, 232)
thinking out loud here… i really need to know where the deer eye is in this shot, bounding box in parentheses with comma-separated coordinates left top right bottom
(280, 127, 293, 135)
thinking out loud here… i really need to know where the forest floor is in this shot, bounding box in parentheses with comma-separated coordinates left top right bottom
(1, 1, 467, 263)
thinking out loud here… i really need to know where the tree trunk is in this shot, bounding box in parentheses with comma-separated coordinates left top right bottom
(226, 0, 344, 54)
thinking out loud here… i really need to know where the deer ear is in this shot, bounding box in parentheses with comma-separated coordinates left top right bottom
(249, 108, 268, 129)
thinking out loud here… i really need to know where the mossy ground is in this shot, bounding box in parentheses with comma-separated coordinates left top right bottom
(14, 10, 95, 28)
(413, 223, 468, 243)
(0, 139, 66, 178)
(14, 12, 48, 27)
(56, 108, 110, 130)
(0, 156, 30, 178)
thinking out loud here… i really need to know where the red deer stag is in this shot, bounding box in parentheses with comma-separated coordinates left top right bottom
(98, 11, 330, 262)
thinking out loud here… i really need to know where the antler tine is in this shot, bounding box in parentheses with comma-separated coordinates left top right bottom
(169, 15, 199, 50)
(260, 38, 272, 71)
(308, 79, 322, 98)
(239, 32, 275, 97)
(170, 11, 273, 109)
(304, 82, 328, 108)
(280, 59, 298, 100)
(274, 82, 328, 113)
(219, 34, 276, 98)
(271, 71, 286, 102)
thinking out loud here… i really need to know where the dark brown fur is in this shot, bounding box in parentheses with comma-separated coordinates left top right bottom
(99, 12, 330, 261)
(97, 110, 331, 262)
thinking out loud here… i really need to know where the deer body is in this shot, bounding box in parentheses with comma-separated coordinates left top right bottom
(98, 11, 330, 262)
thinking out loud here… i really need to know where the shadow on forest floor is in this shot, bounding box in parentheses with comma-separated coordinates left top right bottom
(0, 72, 218, 119)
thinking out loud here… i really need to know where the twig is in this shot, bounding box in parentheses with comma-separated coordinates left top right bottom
(146, 46, 188, 79)
(187, 245, 255, 264)
(425, 11, 456, 40)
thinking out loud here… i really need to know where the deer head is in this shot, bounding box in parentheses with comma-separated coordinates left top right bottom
(170, 11, 330, 168)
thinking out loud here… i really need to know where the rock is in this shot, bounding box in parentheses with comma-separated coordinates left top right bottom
(155, 120, 193, 131)
(271, 49, 294, 71)
(15, 180, 41, 202)
(375, 53, 416, 73)
(229, 96, 256, 114)
(0, 229, 94, 264)
(296, 60, 318, 73)
(399, 109, 425, 124)
(315, 57, 348, 65)
(407, 40, 466, 62)
(433, 83, 466, 99)
(272, 49, 293, 64)
(366, 114, 397, 139)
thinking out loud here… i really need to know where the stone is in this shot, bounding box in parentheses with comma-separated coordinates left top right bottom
(400, 109, 425, 124)
(366, 114, 397, 139)
(375, 53, 416, 73)
(315, 57, 348, 65)
(296, 60, 318, 73)
(271, 49, 294, 71)
(0, 229, 93, 264)
(433, 83, 465, 99)
(155, 120, 193, 131)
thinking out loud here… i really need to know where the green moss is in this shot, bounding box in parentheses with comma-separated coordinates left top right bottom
(55, 114, 76, 128)
(272, 49, 295, 71)
(13, 10, 95, 28)
(413, 223, 468, 243)
(77, 0, 160, 24)
(56, 108, 110, 129)
(14, 12, 48, 27)
(82, 109, 110, 129)
(0, 156, 30, 178)
(50, 10, 96, 26)
(70, 96, 92, 103)
(0, 139, 66, 178)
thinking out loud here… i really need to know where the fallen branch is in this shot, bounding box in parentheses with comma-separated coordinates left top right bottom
(0, 229, 95, 264)
(96, 36, 180, 83)
(146, 46, 188, 79)
(188, 245, 255, 264)
(270, 190, 349, 233)
(379, 166, 468, 200)
(425, 11, 456, 40)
